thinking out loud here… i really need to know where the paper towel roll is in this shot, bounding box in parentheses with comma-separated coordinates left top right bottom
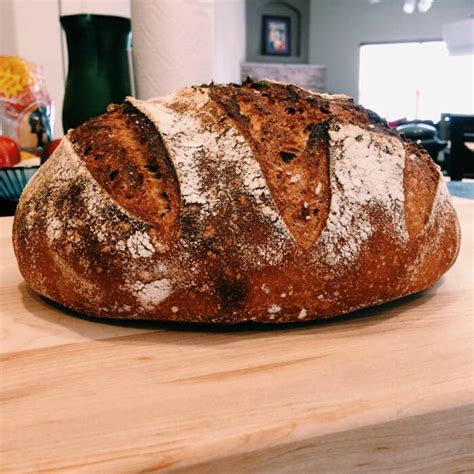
(131, 0, 214, 99)
(131, 0, 245, 99)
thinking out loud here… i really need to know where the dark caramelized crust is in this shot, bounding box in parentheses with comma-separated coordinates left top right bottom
(69, 103, 180, 236)
(209, 82, 329, 248)
(403, 141, 440, 238)
(209, 80, 393, 248)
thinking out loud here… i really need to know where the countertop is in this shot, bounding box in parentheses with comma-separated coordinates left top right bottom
(1, 197, 473, 473)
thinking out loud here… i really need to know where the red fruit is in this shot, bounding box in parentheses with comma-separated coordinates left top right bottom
(0, 137, 21, 167)
(41, 138, 62, 164)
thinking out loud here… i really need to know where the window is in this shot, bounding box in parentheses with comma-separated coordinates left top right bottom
(359, 41, 474, 123)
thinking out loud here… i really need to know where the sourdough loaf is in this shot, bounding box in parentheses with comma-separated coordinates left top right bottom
(13, 79, 460, 323)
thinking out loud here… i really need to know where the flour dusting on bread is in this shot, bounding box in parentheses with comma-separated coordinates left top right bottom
(126, 231, 155, 259)
(318, 122, 408, 266)
(128, 90, 292, 244)
(130, 279, 172, 309)
(128, 88, 294, 269)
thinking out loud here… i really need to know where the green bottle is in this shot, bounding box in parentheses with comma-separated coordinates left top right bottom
(61, 14, 132, 132)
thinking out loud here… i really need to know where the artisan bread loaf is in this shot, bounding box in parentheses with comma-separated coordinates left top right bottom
(13, 79, 460, 323)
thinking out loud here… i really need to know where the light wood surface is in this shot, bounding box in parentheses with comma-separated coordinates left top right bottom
(1, 197, 473, 473)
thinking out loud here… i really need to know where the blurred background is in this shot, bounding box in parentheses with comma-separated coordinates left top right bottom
(0, 0, 473, 213)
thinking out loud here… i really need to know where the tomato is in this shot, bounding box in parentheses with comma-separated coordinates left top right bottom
(41, 138, 62, 164)
(0, 137, 21, 167)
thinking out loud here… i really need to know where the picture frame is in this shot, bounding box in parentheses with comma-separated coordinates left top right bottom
(262, 15, 291, 56)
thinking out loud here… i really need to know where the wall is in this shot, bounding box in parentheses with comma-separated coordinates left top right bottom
(0, 0, 130, 137)
(246, 0, 310, 63)
(60, 0, 130, 16)
(309, 0, 474, 100)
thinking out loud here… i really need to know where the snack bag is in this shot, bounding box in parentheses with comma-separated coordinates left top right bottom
(0, 56, 53, 155)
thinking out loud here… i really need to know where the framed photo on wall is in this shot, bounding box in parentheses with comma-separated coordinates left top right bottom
(262, 15, 291, 56)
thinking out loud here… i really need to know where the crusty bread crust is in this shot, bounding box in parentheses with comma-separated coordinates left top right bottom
(12, 80, 460, 323)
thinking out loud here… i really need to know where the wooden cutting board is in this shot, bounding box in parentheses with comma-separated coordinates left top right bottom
(1, 197, 473, 473)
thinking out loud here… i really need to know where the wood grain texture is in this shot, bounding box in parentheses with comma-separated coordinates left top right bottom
(171, 406, 474, 474)
(0, 197, 473, 473)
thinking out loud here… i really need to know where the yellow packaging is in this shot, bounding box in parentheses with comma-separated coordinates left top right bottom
(0, 56, 53, 153)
